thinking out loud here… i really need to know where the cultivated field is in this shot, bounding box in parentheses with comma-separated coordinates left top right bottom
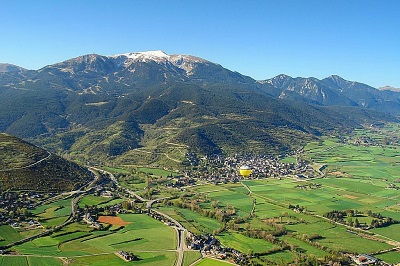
(1, 125, 399, 265)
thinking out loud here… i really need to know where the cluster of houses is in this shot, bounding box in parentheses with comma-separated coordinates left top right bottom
(10, 219, 42, 229)
(0, 192, 49, 225)
(145, 209, 250, 265)
(146, 210, 174, 226)
(386, 183, 399, 190)
(183, 151, 316, 184)
(116, 250, 139, 261)
(82, 212, 103, 229)
(186, 233, 249, 265)
(165, 175, 196, 189)
(353, 136, 374, 146)
(295, 183, 322, 190)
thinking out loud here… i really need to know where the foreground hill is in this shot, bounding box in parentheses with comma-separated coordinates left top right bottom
(0, 51, 397, 165)
(0, 133, 92, 192)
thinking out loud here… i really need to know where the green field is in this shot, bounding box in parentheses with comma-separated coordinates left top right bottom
(0, 256, 61, 266)
(0, 256, 28, 266)
(260, 250, 296, 264)
(217, 232, 276, 254)
(2, 126, 400, 265)
(175, 208, 222, 233)
(375, 251, 400, 264)
(281, 236, 330, 258)
(183, 250, 202, 266)
(207, 189, 253, 216)
(9, 213, 178, 265)
(70, 252, 177, 266)
(158, 205, 224, 235)
(138, 167, 179, 177)
(0, 225, 22, 246)
(194, 257, 234, 266)
(81, 214, 176, 253)
(78, 195, 111, 207)
(32, 198, 72, 216)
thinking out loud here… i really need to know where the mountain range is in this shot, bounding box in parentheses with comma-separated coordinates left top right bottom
(0, 50, 398, 165)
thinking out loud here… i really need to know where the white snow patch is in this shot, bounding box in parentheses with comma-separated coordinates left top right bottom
(112, 50, 169, 61)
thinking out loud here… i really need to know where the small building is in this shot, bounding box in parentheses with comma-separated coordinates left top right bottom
(353, 254, 379, 265)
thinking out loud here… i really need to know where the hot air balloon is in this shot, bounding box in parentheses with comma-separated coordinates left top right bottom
(239, 165, 252, 177)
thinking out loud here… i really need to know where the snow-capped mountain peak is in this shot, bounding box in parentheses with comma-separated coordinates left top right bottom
(109, 50, 212, 75)
(112, 50, 169, 61)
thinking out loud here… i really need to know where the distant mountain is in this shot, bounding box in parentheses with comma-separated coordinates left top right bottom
(0, 51, 397, 164)
(0, 63, 26, 72)
(0, 133, 92, 192)
(259, 74, 400, 115)
(379, 86, 400, 92)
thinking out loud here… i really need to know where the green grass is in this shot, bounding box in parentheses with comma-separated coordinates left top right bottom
(217, 232, 276, 254)
(97, 198, 125, 208)
(13, 241, 60, 256)
(40, 216, 68, 227)
(12, 213, 178, 260)
(78, 195, 110, 207)
(138, 167, 179, 177)
(27, 256, 63, 266)
(281, 236, 330, 258)
(371, 224, 400, 242)
(375, 251, 400, 264)
(71, 252, 177, 266)
(69, 253, 130, 266)
(176, 208, 222, 233)
(0, 256, 28, 266)
(183, 250, 202, 266)
(304, 136, 400, 183)
(280, 156, 296, 164)
(208, 190, 253, 216)
(0, 225, 22, 246)
(261, 250, 295, 264)
(158, 207, 200, 233)
(102, 166, 131, 174)
(32, 199, 72, 217)
(53, 231, 91, 243)
(195, 257, 234, 266)
(84, 214, 176, 252)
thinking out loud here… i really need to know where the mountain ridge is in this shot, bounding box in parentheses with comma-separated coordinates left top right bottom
(0, 133, 92, 191)
(0, 51, 398, 165)
(0, 63, 26, 73)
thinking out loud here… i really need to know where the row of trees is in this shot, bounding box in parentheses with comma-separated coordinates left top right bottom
(324, 209, 398, 229)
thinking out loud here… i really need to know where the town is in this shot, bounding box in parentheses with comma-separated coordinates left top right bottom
(183, 150, 317, 184)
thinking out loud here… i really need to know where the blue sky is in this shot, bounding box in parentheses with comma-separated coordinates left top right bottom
(1, 0, 399, 87)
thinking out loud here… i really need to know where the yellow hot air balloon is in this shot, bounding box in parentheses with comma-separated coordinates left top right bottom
(239, 165, 252, 177)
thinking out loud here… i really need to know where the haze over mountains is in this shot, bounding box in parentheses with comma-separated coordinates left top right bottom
(0, 51, 398, 162)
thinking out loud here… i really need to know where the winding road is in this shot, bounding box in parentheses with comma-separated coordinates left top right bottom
(92, 167, 187, 266)
(0, 151, 51, 172)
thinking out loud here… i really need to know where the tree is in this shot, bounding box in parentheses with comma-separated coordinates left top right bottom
(347, 217, 354, 227)
(354, 218, 360, 228)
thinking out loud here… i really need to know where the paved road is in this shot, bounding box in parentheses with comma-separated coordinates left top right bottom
(94, 167, 186, 266)
(0, 168, 99, 250)
(151, 208, 186, 266)
(0, 151, 51, 171)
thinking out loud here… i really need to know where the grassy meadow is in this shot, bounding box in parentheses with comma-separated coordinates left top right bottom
(5, 197, 180, 266)
(1, 125, 399, 265)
